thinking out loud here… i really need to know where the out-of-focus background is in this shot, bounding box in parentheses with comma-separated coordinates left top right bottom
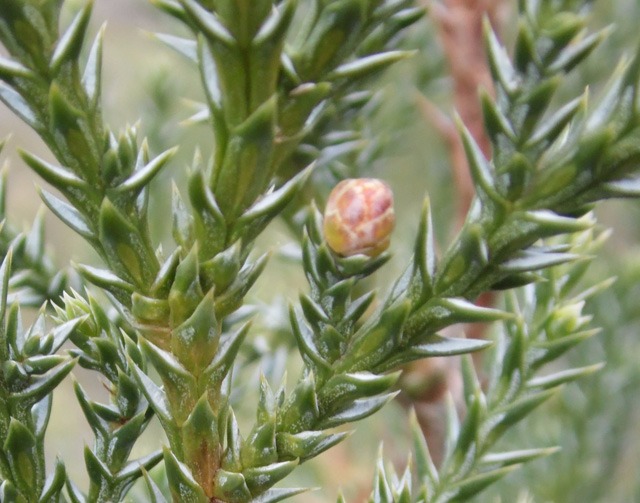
(2, 1, 640, 501)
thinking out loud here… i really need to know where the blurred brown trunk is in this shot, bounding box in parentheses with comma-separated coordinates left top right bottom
(420, 0, 507, 224)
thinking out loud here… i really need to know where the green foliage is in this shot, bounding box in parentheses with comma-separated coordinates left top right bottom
(335, 231, 608, 503)
(0, 142, 79, 307)
(0, 252, 79, 502)
(53, 291, 161, 503)
(0, 0, 639, 501)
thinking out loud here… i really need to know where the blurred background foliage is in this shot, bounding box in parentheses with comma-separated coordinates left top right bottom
(1, 0, 640, 501)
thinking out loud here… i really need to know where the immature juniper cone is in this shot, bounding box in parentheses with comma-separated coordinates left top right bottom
(323, 178, 396, 257)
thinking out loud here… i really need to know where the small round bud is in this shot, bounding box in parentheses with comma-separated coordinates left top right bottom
(323, 178, 395, 257)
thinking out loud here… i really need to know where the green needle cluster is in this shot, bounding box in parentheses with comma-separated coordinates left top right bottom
(0, 0, 639, 501)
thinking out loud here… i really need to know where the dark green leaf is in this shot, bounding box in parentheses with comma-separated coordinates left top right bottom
(115, 147, 178, 194)
(450, 465, 518, 501)
(329, 51, 414, 80)
(276, 430, 350, 461)
(38, 457, 66, 502)
(164, 448, 208, 503)
(318, 391, 398, 429)
(50, 2, 93, 73)
(527, 362, 604, 390)
(481, 447, 560, 468)
(4, 419, 38, 498)
(243, 459, 299, 493)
